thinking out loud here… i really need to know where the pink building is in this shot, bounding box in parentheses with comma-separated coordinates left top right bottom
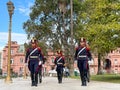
(107, 48, 120, 74)
(87, 48, 120, 75)
(2, 41, 26, 76)
(44, 49, 56, 75)
(1, 42, 57, 76)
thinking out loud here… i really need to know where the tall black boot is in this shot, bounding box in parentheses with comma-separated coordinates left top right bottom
(81, 77, 84, 86)
(82, 74, 87, 86)
(81, 79, 87, 86)
(58, 72, 62, 83)
(80, 72, 84, 86)
(83, 81, 87, 86)
(60, 76, 62, 83)
(59, 72, 63, 83)
(31, 74, 35, 86)
(57, 71, 60, 83)
(35, 73, 38, 86)
(38, 69, 42, 83)
(58, 76, 60, 83)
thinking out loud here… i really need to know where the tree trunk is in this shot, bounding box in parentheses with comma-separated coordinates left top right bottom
(69, 0, 74, 76)
(68, 56, 74, 76)
(97, 53, 102, 75)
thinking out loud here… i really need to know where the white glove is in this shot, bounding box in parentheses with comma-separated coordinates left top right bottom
(39, 61, 42, 65)
(54, 65, 57, 70)
(42, 64, 45, 67)
(24, 63, 28, 66)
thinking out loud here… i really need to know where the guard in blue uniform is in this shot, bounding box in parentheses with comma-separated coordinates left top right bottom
(25, 37, 44, 86)
(75, 38, 92, 86)
(54, 50, 65, 84)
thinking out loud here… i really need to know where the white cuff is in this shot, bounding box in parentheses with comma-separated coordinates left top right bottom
(39, 61, 42, 65)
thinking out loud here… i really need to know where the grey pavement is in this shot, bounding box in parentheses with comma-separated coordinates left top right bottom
(0, 77, 120, 90)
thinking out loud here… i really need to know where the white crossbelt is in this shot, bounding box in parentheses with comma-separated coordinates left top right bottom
(57, 63, 63, 65)
(30, 48, 38, 56)
(30, 56, 38, 58)
(57, 57, 62, 63)
(77, 47, 86, 56)
(78, 55, 87, 57)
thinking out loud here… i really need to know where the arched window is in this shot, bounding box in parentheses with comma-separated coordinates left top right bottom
(51, 57, 54, 63)
(20, 58, 24, 63)
(114, 59, 118, 64)
(10, 59, 14, 64)
(104, 59, 111, 69)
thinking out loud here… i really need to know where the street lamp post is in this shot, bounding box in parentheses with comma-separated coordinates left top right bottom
(23, 42, 27, 79)
(23, 65, 27, 79)
(5, 0, 14, 83)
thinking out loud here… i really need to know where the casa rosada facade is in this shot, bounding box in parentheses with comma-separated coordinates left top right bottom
(1, 41, 120, 76)
(2, 41, 26, 76)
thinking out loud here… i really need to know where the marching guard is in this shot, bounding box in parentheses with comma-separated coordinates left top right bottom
(54, 50, 65, 84)
(25, 37, 44, 86)
(75, 37, 92, 86)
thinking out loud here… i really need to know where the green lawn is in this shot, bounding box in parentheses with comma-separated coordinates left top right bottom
(91, 74, 120, 83)
(71, 74, 120, 83)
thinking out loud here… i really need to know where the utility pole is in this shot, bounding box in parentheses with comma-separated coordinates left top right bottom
(69, 0, 74, 76)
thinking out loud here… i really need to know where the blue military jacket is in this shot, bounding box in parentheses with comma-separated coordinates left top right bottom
(75, 46, 92, 61)
(25, 47, 44, 63)
(54, 56, 65, 70)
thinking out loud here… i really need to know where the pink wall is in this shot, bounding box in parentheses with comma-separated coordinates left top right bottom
(2, 41, 28, 76)
(107, 48, 120, 74)
(88, 48, 120, 74)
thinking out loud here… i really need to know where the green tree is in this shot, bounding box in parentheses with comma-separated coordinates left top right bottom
(76, 0, 120, 74)
(23, 0, 82, 75)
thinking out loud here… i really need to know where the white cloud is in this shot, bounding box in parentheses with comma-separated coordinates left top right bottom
(18, 2, 34, 16)
(0, 32, 28, 51)
(18, 6, 30, 16)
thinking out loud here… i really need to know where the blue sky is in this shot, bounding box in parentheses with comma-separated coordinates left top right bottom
(0, 0, 34, 50)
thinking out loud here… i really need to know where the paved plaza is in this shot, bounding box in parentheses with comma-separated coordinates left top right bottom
(0, 77, 120, 90)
